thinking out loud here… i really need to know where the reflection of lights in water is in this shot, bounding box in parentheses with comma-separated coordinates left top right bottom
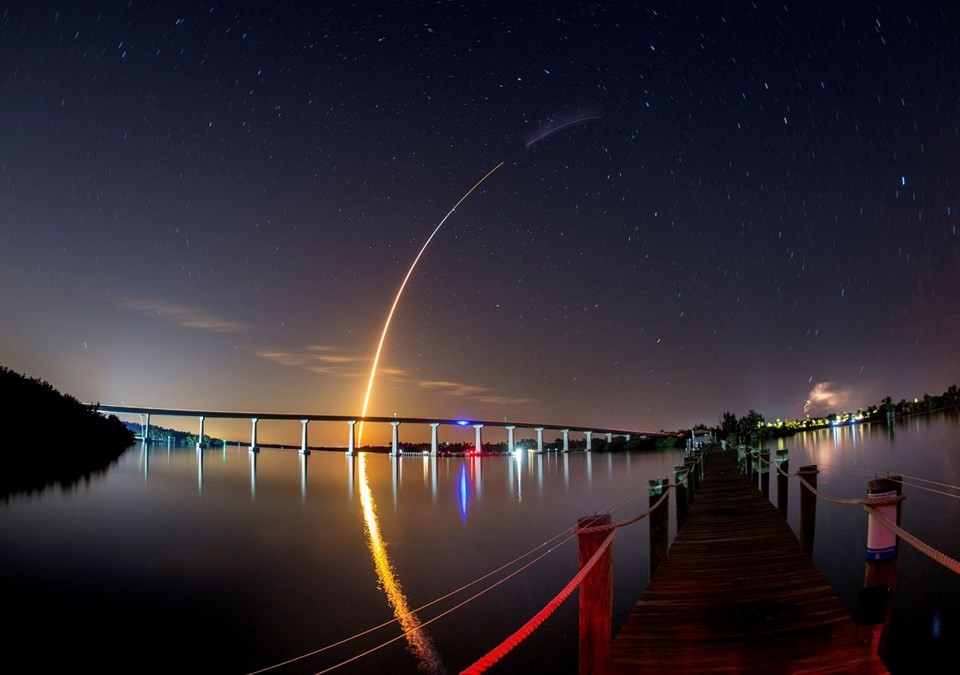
(514, 451, 523, 502)
(357, 454, 445, 674)
(932, 610, 942, 639)
(459, 463, 469, 522)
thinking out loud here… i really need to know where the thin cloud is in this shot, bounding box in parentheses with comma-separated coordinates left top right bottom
(255, 344, 370, 378)
(117, 298, 249, 333)
(257, 345, 534, 407)
(418, 379, 536, 406)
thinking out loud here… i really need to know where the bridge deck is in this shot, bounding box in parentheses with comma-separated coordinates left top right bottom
(600, 448, 888, 674)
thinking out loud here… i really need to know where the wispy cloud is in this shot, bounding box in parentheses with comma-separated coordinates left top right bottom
(418, 379, 537, 406)
(255, 344, 370, 378)
(117, 298, 250, 333)
(256, 344, 535, 407)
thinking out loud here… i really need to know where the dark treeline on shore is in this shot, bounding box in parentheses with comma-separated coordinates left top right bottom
(1, 365, 134, 497)
(701, 383, 960, 445)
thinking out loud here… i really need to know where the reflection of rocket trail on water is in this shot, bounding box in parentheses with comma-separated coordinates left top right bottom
(356, 161, 505, 446)
(357, 454, 445, 673)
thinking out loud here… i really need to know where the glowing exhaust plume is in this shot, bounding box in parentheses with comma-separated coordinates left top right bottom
(358, 453, 444, 672)
(357, 161, 505, 446)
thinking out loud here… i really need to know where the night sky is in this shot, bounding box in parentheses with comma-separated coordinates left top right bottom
(2, 2, 959, 446)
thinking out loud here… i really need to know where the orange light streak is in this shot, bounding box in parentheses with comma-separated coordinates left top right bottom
(357, 161, 505, 446)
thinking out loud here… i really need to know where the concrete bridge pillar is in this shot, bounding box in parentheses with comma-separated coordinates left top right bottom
(536, 427, 544, 454)
(562, 429, 570, 452)
(144, 413, 151, 443)
(506, 425, 516, 453)
(430, 422, 440, 457)
(346, 420, 357, 456)
(473, 424, 484, 454)
(390, 421, 400, 456)
(249, 417, 259, 452)
(625, 434, 631, 442)
(585, 430, 593, 452)
(300, 419, 310, 455)
(197, 416, 205, 450)
(605, 432, 612, 444)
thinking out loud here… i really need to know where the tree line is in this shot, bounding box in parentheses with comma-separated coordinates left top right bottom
(1, 364, 135, 497)
(705, 383, 960, 444)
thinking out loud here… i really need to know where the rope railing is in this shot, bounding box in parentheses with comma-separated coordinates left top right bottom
(461, 528, 617, 674)
(460, 449, 707, 672)
(745, 446, 958, 575)
(864, 504, 960, 575)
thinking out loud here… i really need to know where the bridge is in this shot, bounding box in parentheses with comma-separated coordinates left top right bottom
(95, 404, 676, 456)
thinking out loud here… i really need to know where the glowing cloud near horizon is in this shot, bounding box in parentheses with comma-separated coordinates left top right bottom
(356, 162, 505, 445)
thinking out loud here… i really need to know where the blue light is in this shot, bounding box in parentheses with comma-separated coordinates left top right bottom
(459, 464, 468, 521)
(456, 420, 470, 426)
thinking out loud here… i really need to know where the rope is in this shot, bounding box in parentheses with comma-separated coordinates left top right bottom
(460, 529, 617, 674)
(577, 484, 674, 534)
(754, 453, 957, 574)
(460, 472, 688, 671)
(864, 504, 960, 575)
(796, 473, 905, 507)
(892, 472, 960, 492)
(314, 530, 580, 674)
(246, 520, 582, 674)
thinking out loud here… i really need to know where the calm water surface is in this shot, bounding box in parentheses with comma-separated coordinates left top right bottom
(2, 413, 957, 673)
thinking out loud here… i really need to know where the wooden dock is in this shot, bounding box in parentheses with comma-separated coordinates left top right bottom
(600, 448, 889, 674)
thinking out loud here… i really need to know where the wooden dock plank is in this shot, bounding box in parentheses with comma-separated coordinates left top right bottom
(600, 448, 888, 674)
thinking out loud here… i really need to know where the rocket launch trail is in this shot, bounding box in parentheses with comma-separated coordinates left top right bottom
(356, 161, 505, 446)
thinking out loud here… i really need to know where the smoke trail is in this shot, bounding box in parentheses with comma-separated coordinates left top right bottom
(357, 162, 505, 446)
(525, 114, 603, 149)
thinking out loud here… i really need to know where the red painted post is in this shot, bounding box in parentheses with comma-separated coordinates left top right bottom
(577, 513, 613, 675)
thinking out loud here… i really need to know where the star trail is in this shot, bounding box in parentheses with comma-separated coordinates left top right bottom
(1, 2, 958, 446)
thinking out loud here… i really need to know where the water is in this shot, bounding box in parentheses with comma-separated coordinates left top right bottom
(773, 410, 960, 673)
(1, 414, 957, 674)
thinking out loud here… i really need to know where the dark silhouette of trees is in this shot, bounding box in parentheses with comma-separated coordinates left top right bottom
(1, 365, 134, 498)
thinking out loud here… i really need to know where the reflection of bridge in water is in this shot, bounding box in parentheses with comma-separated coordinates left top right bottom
(96, 404, 675, 455)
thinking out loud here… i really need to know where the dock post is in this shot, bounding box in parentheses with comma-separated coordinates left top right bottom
(799, 464, 818, 557)
(685, 457, 698, 500)
(858, 475, 903, 656)
(759, 449, 771, 498)
(577, 513, 613, 675)
(776, 449, 789, 517)
(649, 478, 669, 577)
(674, 465, 689, 529)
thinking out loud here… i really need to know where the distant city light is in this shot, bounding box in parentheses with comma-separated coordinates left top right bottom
(456, 420, 470, 426)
